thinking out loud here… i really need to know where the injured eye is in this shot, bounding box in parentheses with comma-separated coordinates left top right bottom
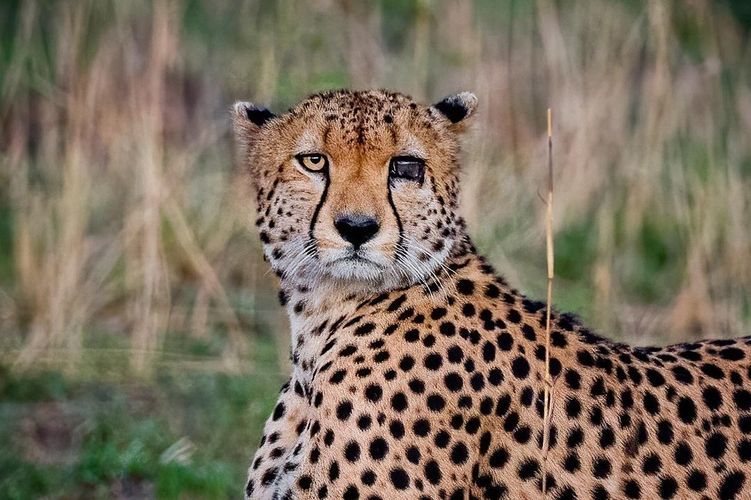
(390, 156, 425, 183)
(296, 153, 328, 172)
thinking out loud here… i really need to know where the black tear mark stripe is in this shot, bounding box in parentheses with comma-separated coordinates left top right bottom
(308, 166, 331, 256)
(387, 178, 404, 263)
(387, 116, 404, 258)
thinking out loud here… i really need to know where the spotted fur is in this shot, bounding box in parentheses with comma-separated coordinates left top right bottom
(233, 90, 751, 500)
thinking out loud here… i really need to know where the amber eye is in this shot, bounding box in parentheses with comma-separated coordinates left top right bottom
(296, 154, 328, 172)
(390, 156, 425, 183)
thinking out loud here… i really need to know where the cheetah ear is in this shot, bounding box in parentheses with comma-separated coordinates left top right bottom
(231, 101, 276, 162)
(431, 92, 478, 132)
(231, 101, 276, 137)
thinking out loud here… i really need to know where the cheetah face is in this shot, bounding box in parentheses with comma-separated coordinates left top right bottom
(232, 90, 476, 292)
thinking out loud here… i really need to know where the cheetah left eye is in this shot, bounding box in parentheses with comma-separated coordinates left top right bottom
(296, 154, 328, 172)
(390, 156, 425, 183)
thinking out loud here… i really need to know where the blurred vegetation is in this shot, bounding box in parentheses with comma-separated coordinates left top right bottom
(0, 341, 280, 499)
(0, 0, 750, 497)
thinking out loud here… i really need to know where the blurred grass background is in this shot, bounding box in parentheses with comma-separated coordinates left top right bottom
(1, 0, 750, 497)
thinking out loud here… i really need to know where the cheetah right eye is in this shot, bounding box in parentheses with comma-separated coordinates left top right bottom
(296, 154, 329, 173)
(390, 156, 425, 184)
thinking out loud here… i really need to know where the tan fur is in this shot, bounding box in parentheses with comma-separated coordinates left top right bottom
(234, 90, 751, 500)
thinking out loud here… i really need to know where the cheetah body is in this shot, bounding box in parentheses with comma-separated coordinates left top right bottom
(232, 90, 751, 500)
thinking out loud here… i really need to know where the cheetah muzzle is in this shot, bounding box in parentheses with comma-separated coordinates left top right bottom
(233, 89, 751, 500)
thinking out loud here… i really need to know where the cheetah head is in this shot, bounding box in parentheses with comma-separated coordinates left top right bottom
(232, 89, 477, 292)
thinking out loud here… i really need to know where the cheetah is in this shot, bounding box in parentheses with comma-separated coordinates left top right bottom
(232, 89, 751, 500)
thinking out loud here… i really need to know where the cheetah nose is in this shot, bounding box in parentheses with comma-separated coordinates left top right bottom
(334, 214, 380, 249)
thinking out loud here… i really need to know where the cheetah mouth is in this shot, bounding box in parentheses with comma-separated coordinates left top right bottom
(331, 254, 385, 268)
(323, 252, 390, 281)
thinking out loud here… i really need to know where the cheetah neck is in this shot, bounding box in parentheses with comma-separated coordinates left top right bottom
(278, 235, 482, 332)
(277, 236, 502, 384)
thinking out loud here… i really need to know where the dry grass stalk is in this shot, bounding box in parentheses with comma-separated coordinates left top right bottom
(163, 198, 247, 370)
(541, 108, 554, 496)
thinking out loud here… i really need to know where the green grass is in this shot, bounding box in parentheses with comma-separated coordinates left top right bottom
(0, 334, 282, 499)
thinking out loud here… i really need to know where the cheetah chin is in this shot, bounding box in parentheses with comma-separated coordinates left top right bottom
(233, 89, 751, 500)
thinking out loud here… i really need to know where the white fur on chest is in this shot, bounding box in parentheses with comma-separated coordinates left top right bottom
(286, 287, 360, 387)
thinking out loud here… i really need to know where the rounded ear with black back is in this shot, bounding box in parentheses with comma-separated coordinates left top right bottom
(231, 101, 276, 162)
(431, 91, 478, 133)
